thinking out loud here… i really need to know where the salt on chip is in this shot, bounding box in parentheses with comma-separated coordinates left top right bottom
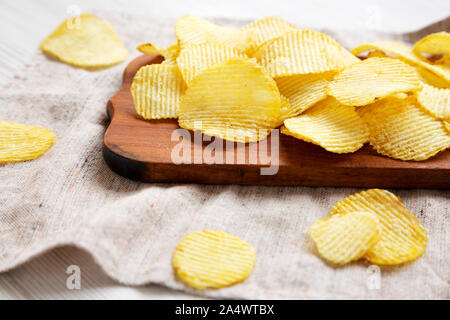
(173, 230, 256, 289)
(416, 84, 450, 120)
(178, 58, 282, 143)
(330, 189, 428, 265)
(358, 96, 450, 161)
(413, 32, 450, 56)
(327, 57, 421, 106)
(257, 30, 359, 78)
(176, 43, 247, 85)
(281, 97, 369, 153)
(309, 211, 381, 265)
(0, 120, 56, 162)
(40, 13, 128, 68)
(131, 64, 187, 119)
(276, 72, 334, 118)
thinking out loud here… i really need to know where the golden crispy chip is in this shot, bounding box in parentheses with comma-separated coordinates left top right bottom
(436, 54, 450, 66)
(173, 230, 256, 289)
(131, 64, 187, 119)
(413, 32, 450, 56)
(175, 15, 249, 52)
(0, 120, 56, 162)
(367, 50, 389, 58)
(179, 58, 281, 142)
(416, 84, 450, 120)
(40, 13, 128, 68)
(351, 41, 450, 84)
(358, 96, 450, 160)
(241, 16, 297, 57)
(444, 120, 450, 133)
(137, 42, 180, 65)
(137, 43, 166, 55)
(257, 30, 359, 78)
(415, 66, 450, 89)
(276, 72, 335, 118)
(327, 57, 421, 106)
(281, 97, 369, 153)
(176, 43, 247, 85)
(309, 211, 381, 265)
(330, 189, 428, 265)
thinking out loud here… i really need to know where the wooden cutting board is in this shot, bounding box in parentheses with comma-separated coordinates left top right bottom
(103, 54, 450, 188)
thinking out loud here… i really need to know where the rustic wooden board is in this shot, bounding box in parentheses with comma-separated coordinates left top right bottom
(103, 54, 450, 188)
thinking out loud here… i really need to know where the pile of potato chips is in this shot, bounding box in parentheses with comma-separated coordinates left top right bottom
(132, 15, 450, 160)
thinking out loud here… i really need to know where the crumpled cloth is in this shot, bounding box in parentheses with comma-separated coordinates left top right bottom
(0, 11, 448, 299)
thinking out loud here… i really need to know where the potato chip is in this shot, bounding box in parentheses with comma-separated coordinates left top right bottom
(351, 41, 450, 84)
(327, 57, 421, 106)
(276, 72, 335, 118)
(278, 95, 293, 124)
(176, 43, 247, 85)
(137, 42, 180, 65)
(416, 84, 449, 120)
(309, 211, 381, 265)
(413, 32, 450, 56)
(281, 97, 369, 153)
(415, 66, 450, 89)
(366, 50, 389, 58)
(436, 54, 450, 66)
(40, 13, 128, 68)
(131, 64, 187, 119)
(241, 16, 297, 57)
(0, 120, 56, 162)
(358, 96, 450, 160)
(137, 43, 166, 56)
(330, 189, 428, 265)
(444, 120, 450, 133)
(258, 30, 359, 78)
(173, 230, 256, 289)
(178, 58, 281, 142)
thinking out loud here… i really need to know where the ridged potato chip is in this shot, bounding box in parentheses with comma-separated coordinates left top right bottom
(176, 43, 247, 85)
(137, 43, 166, 56)
(358, 96, 450, 160)
(309, 211, 381, 265)
(416, 84, 449, 120)
(40, 14, 128, 68)
(258, 30, 359, 78)
(137, 42, 180, 65)
(179, 58, 281, 142)
(415, 66, 450, 89)
(281, 97, 369, 153)
(131, 64, 187, 119)
(330, 189, 428, 265)
(327, 57, 421, 106)
(436, 54, 450, 66)
(413, 32, 450, 56)
(276, 72, 334, 118)
(444, 120, 450, 133)
(173, 230, 256, 289)
(0, 120, 56, 162)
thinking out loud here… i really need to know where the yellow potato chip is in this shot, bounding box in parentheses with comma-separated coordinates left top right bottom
(176, 43, 247, 85)
(0, 120, 56, 162)
(131, 64, 187, 119)
(137, 43, 166, 56)
(281, 97, 369, 153)
(366, 50, 389, 58)
(435, 54, 450, 66)
(416, 84, 449, 120)
(413, 31, 450, 56)
(309, 211, 381, 265)
(278, 95, 293, 124)
(358, 96, 450, 160)
(351, 41, 450, 84)
(241, 16, 297, 57)
(330, 189, 428, 265)
(40, 13, 128, 68)
(137, 42, 180, 65)
(258, 30, 359, 78)
(276, 72, 335, 118)
(327, 57, 421, 106)
(179, 58, 282, 142)
(173, 230, 256, 289)
(444, 120, 450, 133)
(415, 66, 450, 89)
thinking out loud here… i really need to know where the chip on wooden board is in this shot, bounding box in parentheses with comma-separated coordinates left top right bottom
(309, 211, 381, 265)
(0, 120, 56, 162)
(173, 230, 256, 289)
(40, 13, 128, 68)
(330, 189, 428, 265)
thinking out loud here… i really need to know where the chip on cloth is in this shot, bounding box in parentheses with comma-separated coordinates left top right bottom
(0, 120, 56, 162)
(173, 230, 256, 289)
(131, 64, 187, 119)
(257, 30, 359, 78)
(309, 211, 381, 265)
(327, 57, 421, 106)
(413, 32, 450, 56)
(40, 13, 128, 68)
(178, 58, 282, 143)
(358, 96, 450, 160)
(416, 84, 450, 120)
(281, 97, 369, 153)
(330, 189, 428, 265)
(176, 43, 247, 85)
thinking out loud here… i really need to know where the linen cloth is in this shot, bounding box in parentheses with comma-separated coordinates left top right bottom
(0, 11, 448, 299)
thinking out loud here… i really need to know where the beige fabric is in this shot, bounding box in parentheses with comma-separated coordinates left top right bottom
(0, 11, 448, 299)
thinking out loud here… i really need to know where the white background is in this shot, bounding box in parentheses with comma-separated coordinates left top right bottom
(0, 0, 448, 299)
